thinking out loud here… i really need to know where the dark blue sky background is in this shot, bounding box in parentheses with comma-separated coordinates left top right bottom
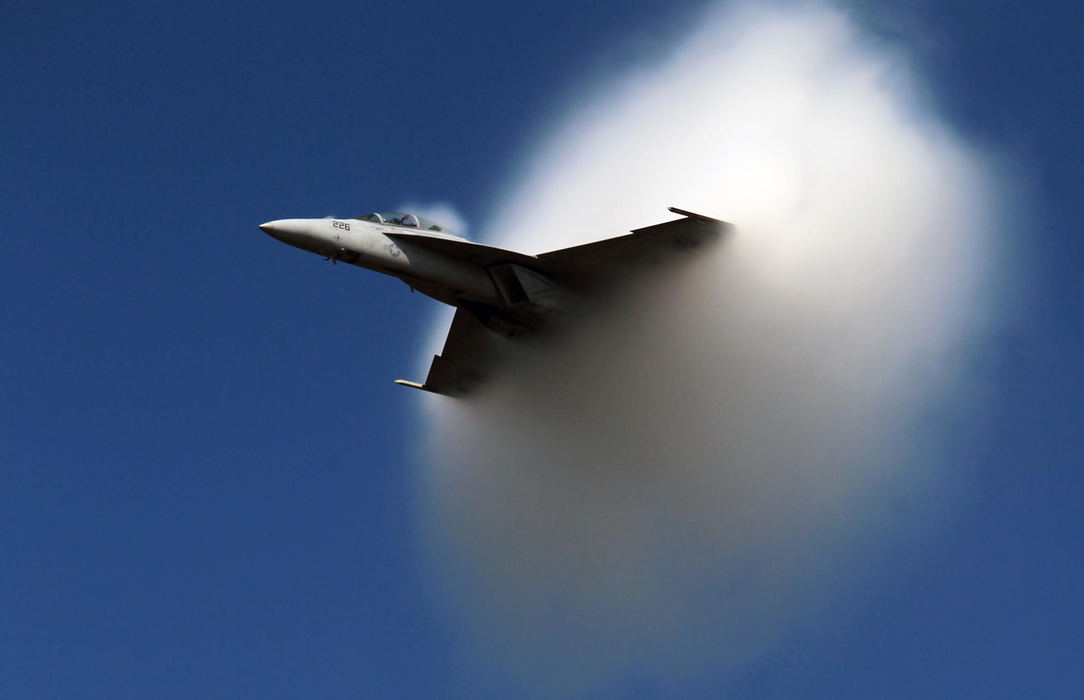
(2, 1, 1081, 697)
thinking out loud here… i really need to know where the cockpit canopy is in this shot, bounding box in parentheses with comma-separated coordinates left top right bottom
(355, 211, 447, 232)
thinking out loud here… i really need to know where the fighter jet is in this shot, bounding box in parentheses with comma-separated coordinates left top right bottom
(260, 207, 730, 396)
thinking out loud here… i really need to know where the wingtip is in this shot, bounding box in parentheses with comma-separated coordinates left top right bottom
(668, 206, 724, 224)
(395, 379, 426, 390)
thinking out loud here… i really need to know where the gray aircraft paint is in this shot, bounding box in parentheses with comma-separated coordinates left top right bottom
(261, 218, 506, 308)
(262, 209, 728, 395)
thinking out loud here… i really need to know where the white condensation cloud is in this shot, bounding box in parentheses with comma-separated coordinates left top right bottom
(415, 1, 1004, 692)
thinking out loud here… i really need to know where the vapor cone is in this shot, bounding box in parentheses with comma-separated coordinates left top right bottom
(417, 1, 1002, 691)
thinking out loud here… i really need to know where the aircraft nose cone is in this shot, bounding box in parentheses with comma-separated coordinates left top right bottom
(259, 219, 313, 250)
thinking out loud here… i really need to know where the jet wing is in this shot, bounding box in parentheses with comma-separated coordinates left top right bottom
(395, 207, 731, 398)
(537, 207, 730, 284)
(395, 307, 503, 397)
(388, 207, 729, 282)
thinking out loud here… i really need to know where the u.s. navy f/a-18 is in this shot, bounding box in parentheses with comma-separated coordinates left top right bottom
(260, 208, 730, 397)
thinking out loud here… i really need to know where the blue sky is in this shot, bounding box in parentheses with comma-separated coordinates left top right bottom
(2, 1, 1082, 697)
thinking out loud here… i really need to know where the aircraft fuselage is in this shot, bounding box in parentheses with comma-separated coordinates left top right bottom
(260, 206, 729, 395)
(260, 217, 504, 309)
